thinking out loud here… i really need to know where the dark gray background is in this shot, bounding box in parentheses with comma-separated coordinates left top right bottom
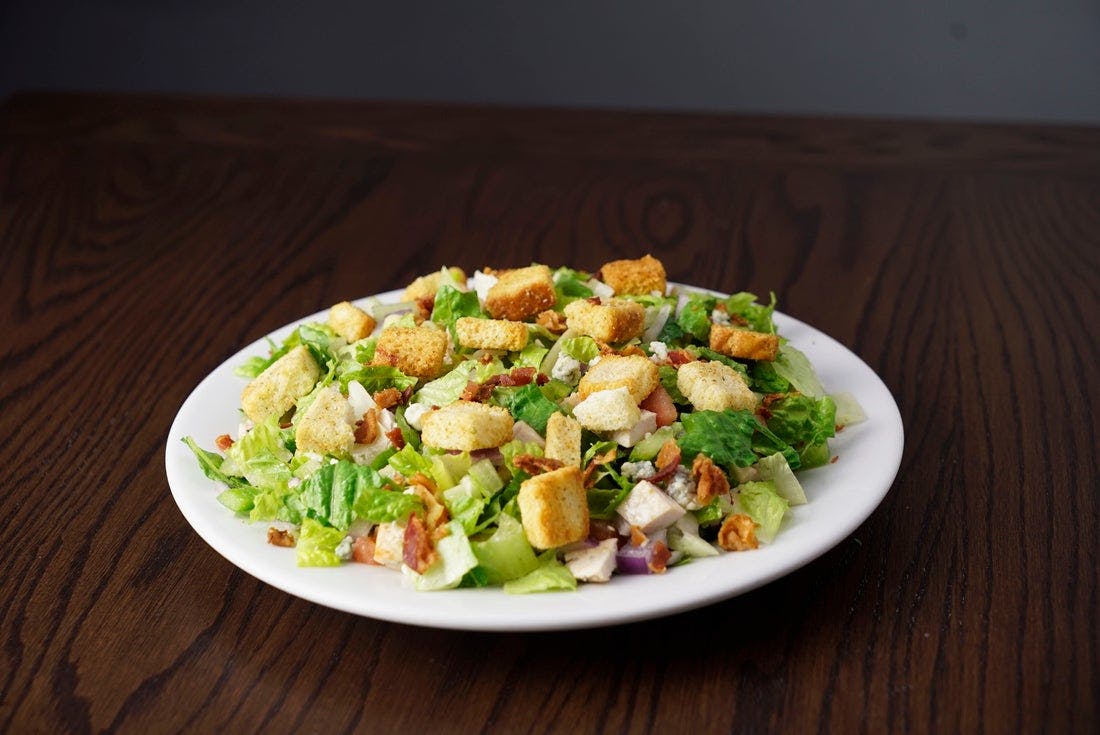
(2, 1, 1098, 122)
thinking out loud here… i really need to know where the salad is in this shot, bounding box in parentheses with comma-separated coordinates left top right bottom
(183, 255, 863, 593)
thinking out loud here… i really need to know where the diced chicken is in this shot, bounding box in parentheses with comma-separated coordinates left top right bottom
(608, 410, 658, 448)
(615, 480, 686, 533)
(372, 521, 407, 569)
(564, 539, 619, 583)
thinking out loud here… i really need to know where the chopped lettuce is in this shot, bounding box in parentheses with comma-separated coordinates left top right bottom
(725, 291, 777, 334)
(766, 394, 837, 448)
(628, 424, 680, 461)
(677, 294, 716, 342)
(678, 410, 758, 468)
(735, 481, 789, 543)
(296, 519, 346, 567)
(832, 392, 867, 427)
(560, 336, 600, 363)
(503, 551, 577, 594)
(300, 460, 397, 530)
(442, 459, 504, 534)
(754, 452, 807, 505)
(431, 284, 484, 336)
(750, 360, 790, 393)
(181, 436, 248, 488)
(658, 365, 688, 404)
(471, 513, 540, 584)
(552, 267, 594, 305)
(772, 344, 826, 398)
(338, 365, 416, 393)
(409, 521, 479, 591)
(513, 340, 549, 369)
(492, 383, 561, 433)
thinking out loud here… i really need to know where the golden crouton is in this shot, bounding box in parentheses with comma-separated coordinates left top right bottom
(295, 385, 355, 456)
(598, 254, 667, 295)
(710, 324, 780, 362)
(571, 387, 642, 432)
(676, 359, 758, 412)
(454, 317, 530, 351)
(403, 267, 467, 302)
(544, 413, 582, 467)
(240, 345, 321, 422)
(420, 400, 514, 451)
(517, 465, 589, 549)
(371, 326, 448, 380)
(484, 264, 557, 321)
(562, 298, 645, 343)
(578, 354, 659, 402)
(328, 301, 376, 343)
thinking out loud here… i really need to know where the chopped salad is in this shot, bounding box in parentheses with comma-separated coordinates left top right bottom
(184, 256, 864, 593)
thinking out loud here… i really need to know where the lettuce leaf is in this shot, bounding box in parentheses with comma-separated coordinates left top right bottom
(338, 365, 416, 393)
(182, 436, 248, 488)
(750, 360, 790, 393)
(431, 284, 484, 336)
(766, 394, 837, 448)
(300, 460, 396, 530)
(471, 513, 540, 584)
(503, 551, 577, 593)
(735, 480, 789, 543)
(677, 294, 716, 342)
(553, 267, 594, 305)
(492, 383, 561, 433)
(296, 518, 346, 567)
(678, 409, 758, 468)
(725, 291, 777, 334)
(560, 336, 600, 363)
(772, 345, 826, 398)
(409, 521, 479, 591)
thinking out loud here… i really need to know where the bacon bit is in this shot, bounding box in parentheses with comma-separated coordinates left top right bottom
(373, 388, 403, 410)
(667, 350, 694, 366)
(629, 526, 648, 546)
(582, 463, 600, 488)
(386, 427, 406, 449)
(729, 314, 749, 327)
(279, 420, 293, 430)
(267, 528, 296, 548)
(354, 409, 380, 445)
(617, 345, 647, 358)
(352, 534, 379, 564)
(589, 519, 619, 541)
(498, 367, 536, 386)
(408, 472, 439, 497)
(830, 455, 839, 464)
(835, 424, 844, 433)
(718, 514, 759, 551)
(647, 439, 682, 484)
(403, 514, 438, 574)
(400, 386, 415, 404)
(406, 481, 449, 530)
(535, 309, 568, 334)
(536, 372, 549, 385)
(692, 454, 730, 504)
(215, 434, 234, 451)
(648, 541, 671, 574)
(460, 380, 482, 402)
(586, 296, 602, 305)
(596, 340, 616, 355)
(757, 392, 786, 420)
(513, 454, 564, 476)
(478, 352, 496, 364)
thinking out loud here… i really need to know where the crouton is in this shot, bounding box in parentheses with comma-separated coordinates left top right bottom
(598, 254, 667, 295)
(544, 412, 582, 467)
(676, 359, 758, 411)
(403, 267, 467, 302)
(563, 298, 645, 343)
(710, 324, 780, 362)
(420, 400, 514, 451)
(517, 465, 589, 549)
(484, 264, 557, 321)
(578, 354, 659, 402)
(329, 301, 376, 343)
(295, 385, 356, 456)
(571, 387, 641, 432)
(240, 345, 321, 422)
(371, 326, 448, 380)
(454, 316, 530, 352)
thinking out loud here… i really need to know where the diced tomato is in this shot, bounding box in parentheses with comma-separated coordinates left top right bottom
(640, 384, 678, 427)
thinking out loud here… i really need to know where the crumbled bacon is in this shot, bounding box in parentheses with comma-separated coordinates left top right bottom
(692, 454, 730, 504)
(267, 528, 296, 547)
(403, 514, 437, 574)
(352, 534, 378, 564)
(386, 427, 406, 449)
(718, 514, 759, 551)
(513, 454, 564, 476)
(729, 314, 749, 327)
(498, 367, 536, 386)
(536, 372, 549, 385)
(586, 296, 602, 305)
(413, 295, 435, 321)
(647, 439, 682, 484)
(588, 519, 619, 541)
(667, 350, 694, 366)
(215, 434, 234, 451)
(460, 380, 482, 402)
(630, 526, 648, 546)
(535, 310, 568, 334)
(373, 388, 403, 410)
(354, 409, 380, 445)
(406, 479, 449, 530)
(830, 455, 839, 464)
(617, 345, 647, 358)
(648, 541, 671, 574)
(582, 447, 619, 487)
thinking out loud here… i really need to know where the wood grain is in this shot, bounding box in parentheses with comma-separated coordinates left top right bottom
(0, 93, 1097, 734)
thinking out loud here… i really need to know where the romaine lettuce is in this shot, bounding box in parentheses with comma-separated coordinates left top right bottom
(678, 409, 758, 468)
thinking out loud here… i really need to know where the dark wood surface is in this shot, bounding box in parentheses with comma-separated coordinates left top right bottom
(1, 92, 1097, 733)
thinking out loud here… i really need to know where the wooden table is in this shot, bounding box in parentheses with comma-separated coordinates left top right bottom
(2, 93, 1097, 733)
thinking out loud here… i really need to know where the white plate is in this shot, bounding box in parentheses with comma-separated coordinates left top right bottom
(165, 287, 904, 631)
